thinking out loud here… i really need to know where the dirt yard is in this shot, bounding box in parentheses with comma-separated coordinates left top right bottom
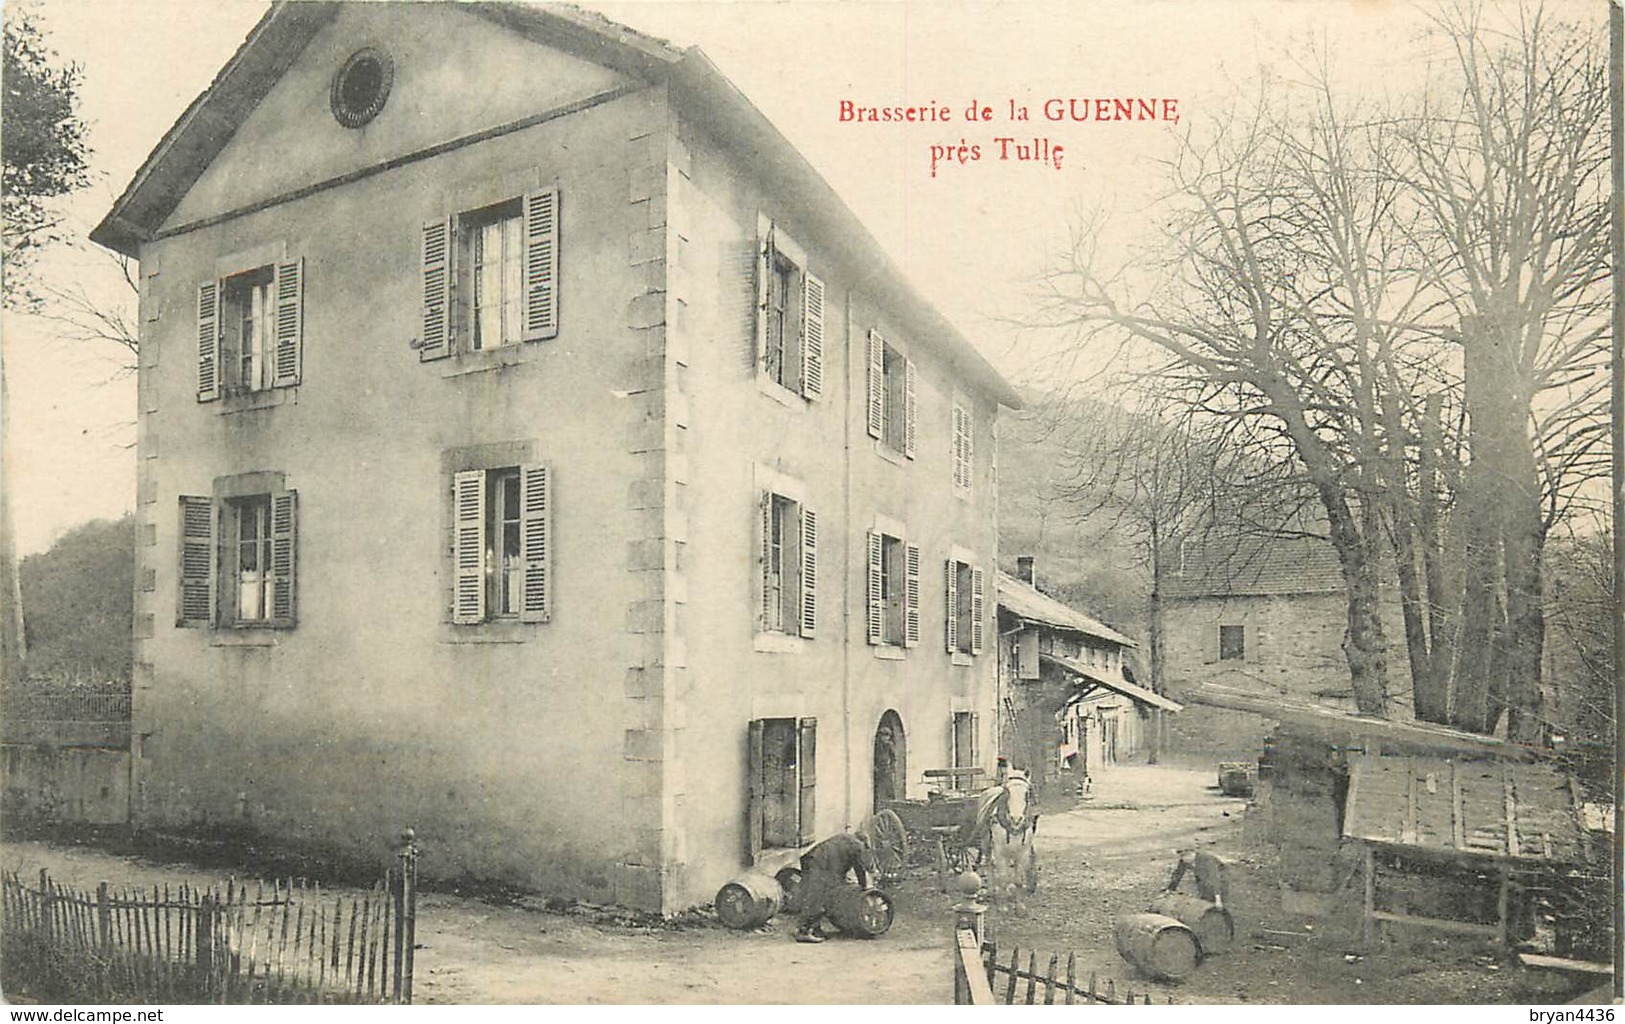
(0, 761, 1604, 1003)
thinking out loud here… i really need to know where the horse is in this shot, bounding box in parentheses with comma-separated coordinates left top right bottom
(967, 769, 1039, 911)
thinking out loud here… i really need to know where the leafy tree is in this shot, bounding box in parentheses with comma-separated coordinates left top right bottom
(2, 4, 90, 309)
(19, 516, 134, 682)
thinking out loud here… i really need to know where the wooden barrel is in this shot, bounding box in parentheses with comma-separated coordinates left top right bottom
(826, 885, 894, 938)
(1150, 893, 1234, 955)
(1113, 913, 1201, 980)
(715, 873, 782, 929)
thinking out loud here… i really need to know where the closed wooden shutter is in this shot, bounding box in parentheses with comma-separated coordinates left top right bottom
(271, 258, 303, 388)
(801, 273, 824, 399)
(176, 496, 215, 626)
(944, 560, 959, 653)
(866, 330, 884, 439)
(746, 719, 765, 860)
(903, 358, 918, 459)
(971, 566, 985, 654)
(799, 506, 817, 638)
(522, 187, 559, 341)
(519, 464, 550, 623)
(452, 469, 486, 624)
(865, 530, 883, 645)
(196, 282, 221, 402)
(904, 542, 921, 647)
(269, 490, 298, 627)
(797, 717, 817, 846)
(420, 218, 452, 360)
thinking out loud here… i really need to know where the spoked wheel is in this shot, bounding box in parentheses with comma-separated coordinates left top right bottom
(861, 809, 909, 881)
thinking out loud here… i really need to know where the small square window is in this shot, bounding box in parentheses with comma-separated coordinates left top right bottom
(1219, 624, 1246, 661)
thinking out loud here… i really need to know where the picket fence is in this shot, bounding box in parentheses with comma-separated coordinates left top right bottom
(953, 924, 1174, 1005)
(0, 839, 418, 1004)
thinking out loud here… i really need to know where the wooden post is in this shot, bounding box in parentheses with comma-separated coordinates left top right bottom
(399, 827, 417, 1004)
(1497, 864, 1511, 947)
(96, 881, 111, 954)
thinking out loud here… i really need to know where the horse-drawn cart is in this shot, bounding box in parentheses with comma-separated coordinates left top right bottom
(881, 768, 1039, 896)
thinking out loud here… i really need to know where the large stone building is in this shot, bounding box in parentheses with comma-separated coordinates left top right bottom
(92, 1, 1018, 912)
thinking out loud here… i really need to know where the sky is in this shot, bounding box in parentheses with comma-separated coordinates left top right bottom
(3, 0, 1601, 555)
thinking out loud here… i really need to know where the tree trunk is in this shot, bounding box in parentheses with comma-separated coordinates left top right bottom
(1322, 486, 1390, 715)
(1147, 577, 1165, 764)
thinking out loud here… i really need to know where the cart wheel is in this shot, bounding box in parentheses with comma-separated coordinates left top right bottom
(775, 866, 805, 914)
(862, 809, 909, 880)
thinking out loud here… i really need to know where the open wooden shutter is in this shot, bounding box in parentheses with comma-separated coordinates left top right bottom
(519, 463, 551, 623)
(176, 496, 215, 626)
(865, 530, 883, 644)
(522, 187, 559, 341)
(452, 470, 486, 624)
(746, 719, 765, 860)
(797, 717, 817, 846)
(269, 490, 298, 627)
(755, 226, 773, 374)
(971, 567, 985, 654)
(904, 542, 921, 647)
(272, 258, 303, 387)
(196, 281, 221, 402)
(758, 492, 774, 631)
(866, 330, 884, 439)
(799, 506, 817, 638)
(420, 218, 452, 361)
(944, 560, 959, 653)
(969, 712, 980, 770)
(801, 273, 824, 399)
(903, 358, 918, 459)
(961, 406, 974, 487)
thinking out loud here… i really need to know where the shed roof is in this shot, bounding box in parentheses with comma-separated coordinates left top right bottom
(1042, 652, 1183, 713)
(1181, 682, 1534, 761)
(1343, 755, 1584, 865)
(997, 573, 1137, 648)
(91, 1, 1020, 409)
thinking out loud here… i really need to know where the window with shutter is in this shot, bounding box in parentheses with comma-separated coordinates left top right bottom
(866, 330, 885, 439)
(450, 462, 555, 627)
(754, 219, 818, 400)
(201, 262, 307, 398)
(213, 490, 298, 629)
(746, 716, 817, 854)
(799, 506, 817, 638)
(865, 530, 884, 645)
(948, 558, 982, 656)
(944, 560, 959, 654)
(903, 358, 917, 459)
(176, 496, 215, 626)
(758, 491, 813, 639)
(971, 566, 985, 654)
(431, 189, 563, 359)
(872, 333, 915, 457)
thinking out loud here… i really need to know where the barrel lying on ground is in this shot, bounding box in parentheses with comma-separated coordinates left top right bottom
(715, 873, 783, 929)
(1114, 912, 1200, 980)
(1150, 893, 1234, 955)
(827, 885, 894, 937)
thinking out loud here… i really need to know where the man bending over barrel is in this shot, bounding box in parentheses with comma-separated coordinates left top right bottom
(1164, 847, 1228, 909)
(793, 829, 878, 943)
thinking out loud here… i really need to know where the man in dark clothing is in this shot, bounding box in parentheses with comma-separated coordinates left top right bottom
(794, 831, 877, 943)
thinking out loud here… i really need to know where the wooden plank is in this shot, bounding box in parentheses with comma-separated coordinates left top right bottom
(1362, 843, 1375, 946)
(1064, 952, 1076, 1005)
(1004, 947, 1019, 1005)
(1369, 909, 1499, 937)
(1025, 950, 1038, 1004)
(1518, 953, 1616, 976)
(956, 928, 995, 1005)
(1043, 953, 1059, 1004)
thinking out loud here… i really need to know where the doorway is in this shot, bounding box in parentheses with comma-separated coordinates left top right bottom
(873, 710, 906, 812)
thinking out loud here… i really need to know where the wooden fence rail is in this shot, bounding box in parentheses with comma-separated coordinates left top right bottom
(979, 940, 1173, 1005)
(0, 833, 418, 1004)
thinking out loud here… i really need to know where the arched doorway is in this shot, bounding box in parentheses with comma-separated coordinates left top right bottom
(873, 710, 906, 812)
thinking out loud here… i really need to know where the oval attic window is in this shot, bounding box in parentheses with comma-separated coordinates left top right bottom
(331, 49, 393, 128)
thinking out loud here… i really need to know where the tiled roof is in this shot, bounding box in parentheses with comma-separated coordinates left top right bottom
(996, 572, 1137, 648)
(1161, 535, 1345, 599)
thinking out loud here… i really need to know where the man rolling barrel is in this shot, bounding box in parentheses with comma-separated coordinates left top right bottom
(1164, 847, 1228, 909)
(793, 829, 879, 943)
